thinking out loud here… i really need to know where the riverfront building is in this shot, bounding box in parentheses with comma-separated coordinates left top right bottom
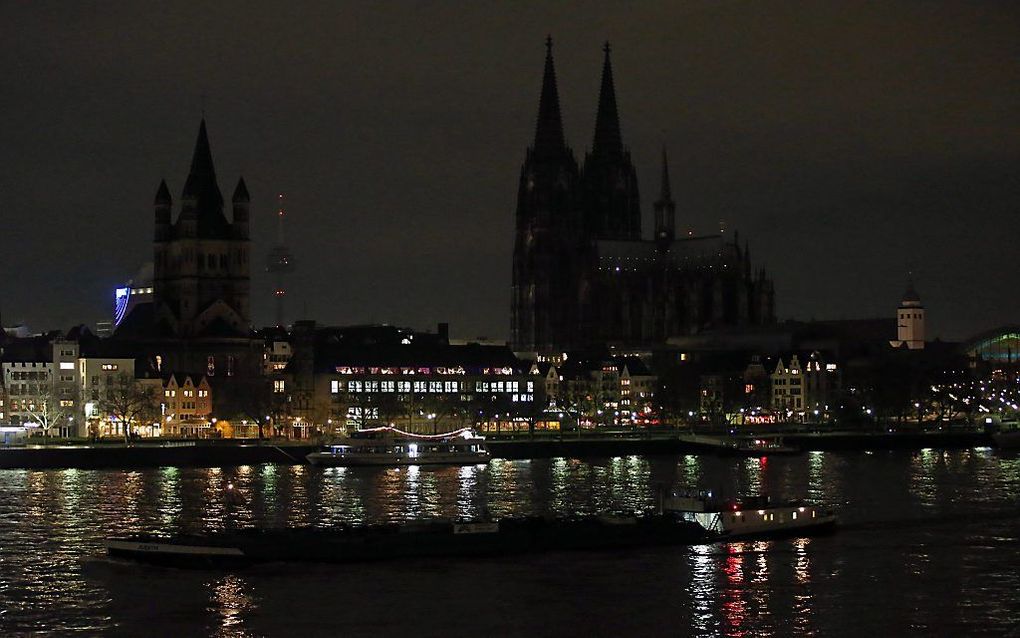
(282, 322, 540, 434)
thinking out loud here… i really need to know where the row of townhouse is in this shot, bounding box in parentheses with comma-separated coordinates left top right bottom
(528, 356, 658, 429)
(0, 330, 212, 438)
(270, 322, 662, 435)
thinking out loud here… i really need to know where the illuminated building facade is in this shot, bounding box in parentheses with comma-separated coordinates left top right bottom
(78, 355, 138, 438)
(283, 322, 539, 434)
(964, 327, 1020, 364)
(1, 361, 55, 429)
(158, 373, 213, 437)
(0, 337, 80, 436)
(512, 40, 775, 353)
(530, 356, 657, 428)
(890, 281, 925, 350)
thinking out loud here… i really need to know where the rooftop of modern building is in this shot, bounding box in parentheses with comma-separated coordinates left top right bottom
(308, 339, 522, 375)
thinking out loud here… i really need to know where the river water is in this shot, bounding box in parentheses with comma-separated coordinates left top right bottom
(1, 449, 1019, 637)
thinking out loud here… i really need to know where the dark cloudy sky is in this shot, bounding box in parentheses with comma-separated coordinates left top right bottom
(2, 2, 1018, 341)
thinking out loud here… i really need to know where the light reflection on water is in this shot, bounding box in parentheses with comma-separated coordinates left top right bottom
(208, 574, 255, 638)
(0, 451, 1019, 636)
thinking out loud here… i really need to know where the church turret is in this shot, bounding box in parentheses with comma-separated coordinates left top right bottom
(653, 147, 675, 246)
(892, 279, 925, 350)
(154, 180, 172, 242)
(581, 43, 641, 240)
(232, 177, 250, 240)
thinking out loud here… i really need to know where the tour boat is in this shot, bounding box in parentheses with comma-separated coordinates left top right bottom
(731, 436, 800, 456)
(664, 489, 836, 540)
(105, 514, 709, 567)
(306, 426, 490, 467)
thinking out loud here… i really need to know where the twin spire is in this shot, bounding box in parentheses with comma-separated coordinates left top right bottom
(533, 38, 625, 161)
(591, 42, 622, 158)
(533, 36, 567, 160)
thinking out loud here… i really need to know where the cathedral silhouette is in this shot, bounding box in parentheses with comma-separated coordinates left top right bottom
(512, 39, 775, 352)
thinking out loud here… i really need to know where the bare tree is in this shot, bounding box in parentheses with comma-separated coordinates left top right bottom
(419, 393, 470, 434)
(98, 374, 160, 443)
(22, 392, 74, 439)
(220, 377, 282, 439)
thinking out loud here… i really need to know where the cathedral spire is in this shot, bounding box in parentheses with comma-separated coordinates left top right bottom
(154, 179, 171, 205)
(657, 146, 672, 204)
(533, 36, 567, 160)
(653, 145, 675, 244)
(592, 41, 622, 157)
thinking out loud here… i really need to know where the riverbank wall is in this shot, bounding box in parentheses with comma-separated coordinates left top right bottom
(0, 431, 996, 470)
(0, 443, 318, 470)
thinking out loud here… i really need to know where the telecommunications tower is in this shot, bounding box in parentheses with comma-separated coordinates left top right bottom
(265, 193, 295, 327)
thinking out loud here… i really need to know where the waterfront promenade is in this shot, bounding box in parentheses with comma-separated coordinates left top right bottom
(0, 427, 995, 469)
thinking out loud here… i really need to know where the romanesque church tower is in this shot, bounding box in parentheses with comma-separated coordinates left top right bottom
(153, 120, 251, 338)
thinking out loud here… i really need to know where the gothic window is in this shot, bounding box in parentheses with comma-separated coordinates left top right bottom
(207, 356, 215, 377)
(220, 254, 227, 269)
(208, 254, 216, 269)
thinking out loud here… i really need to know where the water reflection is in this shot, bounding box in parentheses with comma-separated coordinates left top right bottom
(688, 543, 717, 635)
(208, 575, 255, 638)
(1, 451, 1019, 636)
(721, 543, 748, 637)
(456, 465, 480, 519)
(791, 537, 814, 636)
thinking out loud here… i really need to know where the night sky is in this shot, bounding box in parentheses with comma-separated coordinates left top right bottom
(2, 2, 1018, 342)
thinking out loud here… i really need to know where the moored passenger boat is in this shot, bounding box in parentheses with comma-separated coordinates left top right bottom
(665, 489, 836, 540)
(732, 436, 800, 456)
(306, 426, 490, 467)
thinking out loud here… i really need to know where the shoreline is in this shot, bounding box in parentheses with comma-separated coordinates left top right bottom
(0, 430, 998, 470)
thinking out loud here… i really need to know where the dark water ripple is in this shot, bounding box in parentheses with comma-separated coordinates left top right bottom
(1, 449, 1019, 636)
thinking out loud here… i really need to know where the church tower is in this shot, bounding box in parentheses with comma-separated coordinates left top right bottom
(892, 280, 925, 349)
(153, 119, 251, 337)
(581, 43, 641, 240)
(511, 37, 583, 352)
(653, 147, 675, 247)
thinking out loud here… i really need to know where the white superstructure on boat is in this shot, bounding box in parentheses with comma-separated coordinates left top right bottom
(306, 426, 490, 467)
(664, 490, 836, 539)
